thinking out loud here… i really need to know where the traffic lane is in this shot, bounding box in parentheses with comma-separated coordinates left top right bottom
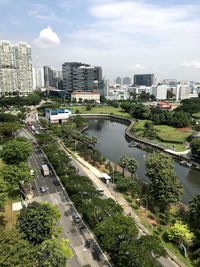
(29, 149, 62, 197)
(158, 257, 179, 267)
(39, 193, 103, 267)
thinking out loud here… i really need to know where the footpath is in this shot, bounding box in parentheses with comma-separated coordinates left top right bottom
(57, 139, 186, 267)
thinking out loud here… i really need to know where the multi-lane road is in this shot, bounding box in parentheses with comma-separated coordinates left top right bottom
(20, 128, 112, 267)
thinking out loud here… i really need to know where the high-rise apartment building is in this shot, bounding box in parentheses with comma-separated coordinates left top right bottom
(134, 74, 155, 87)
(0, 40, 33, 96)
(43, 66, 57, 88)
(62, 62, 102, 96)
(35, 68, 44, 88)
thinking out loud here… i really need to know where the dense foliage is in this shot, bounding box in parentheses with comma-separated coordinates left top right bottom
(121, 102, 192, 127)
(17, 202, 61, 245)
(191, 138, 200, 158)
(0, 91, 42, 107)
(145, 152, 183, 211)
(1, 137, 32, 164)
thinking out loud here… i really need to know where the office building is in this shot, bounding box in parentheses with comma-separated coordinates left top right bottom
(62, 62, 102, 96)
(0, 40, 33, 96)
(134, 74, 155, 87)
(123, 77, 131, 85)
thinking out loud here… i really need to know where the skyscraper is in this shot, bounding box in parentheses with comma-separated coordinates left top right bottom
(0, 40, 33, 96)
(116, 77, 122, 85)
(62, 62, 102, 96)
(43, 66, 57, 88)
(134, 74, 155, 87)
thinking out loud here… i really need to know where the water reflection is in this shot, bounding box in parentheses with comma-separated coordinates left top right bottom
(85, 119, 200, 204)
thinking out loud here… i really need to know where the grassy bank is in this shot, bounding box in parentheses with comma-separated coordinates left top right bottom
(65, 105, 131, 118)
(132, 120, 193, 151)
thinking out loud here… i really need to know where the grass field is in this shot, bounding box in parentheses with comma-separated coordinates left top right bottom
(192, 112, 200, 118)
(132, 120, 193, 151)
(64, 105, 131, 118)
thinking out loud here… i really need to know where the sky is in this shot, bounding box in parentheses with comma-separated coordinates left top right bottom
(0, 0, 200, 81)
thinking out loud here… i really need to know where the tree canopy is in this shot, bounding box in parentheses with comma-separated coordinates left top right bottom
(189, 193, 200, 224)
(191, 138, 200, 158)
(1, 162, 33, 192)
(166, 221, 194, 246)
(0, 227, 35, 267)
(17, 202, 61, 245)
(36, 238, 73, 267)
(2, 137, 32, 164)
(145, 152, 183, 210)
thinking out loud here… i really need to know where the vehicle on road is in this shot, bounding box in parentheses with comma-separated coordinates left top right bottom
(41, 164, 50, 176)
(40, 186, 49, 193)
(72, 213, 81, 223)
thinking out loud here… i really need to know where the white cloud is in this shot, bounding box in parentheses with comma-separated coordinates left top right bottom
(34, 27, 60, 47)
(133, 64, 145, 70)
(181, 60, 200, 69)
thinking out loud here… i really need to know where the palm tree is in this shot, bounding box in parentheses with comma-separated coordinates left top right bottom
(127, 158, 138, 178)
(118, 155, 129, 177)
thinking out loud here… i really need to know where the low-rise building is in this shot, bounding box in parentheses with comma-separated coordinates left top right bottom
(71, 90, 100, 103)
(45, 109, 71, 123)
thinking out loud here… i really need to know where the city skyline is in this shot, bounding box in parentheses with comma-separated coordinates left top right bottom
(0, 0, 200, 81)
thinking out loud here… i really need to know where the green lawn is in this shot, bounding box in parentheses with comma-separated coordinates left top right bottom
(63, 105, 131, 118)
(192, 112, 200, 118)
(132, 120, 193, 151)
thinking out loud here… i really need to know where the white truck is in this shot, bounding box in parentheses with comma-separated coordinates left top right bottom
(41, 164, 50, 176)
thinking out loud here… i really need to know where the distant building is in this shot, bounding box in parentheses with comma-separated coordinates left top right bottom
(0, 40, 33, 96)
(35, 68, 44, 88)
(134, 74, 155, 87)
(71, 90, 100, 103)
(157, 101, 171, 110)
(62, 62, 102, 96)
(43, 66, 57, 88)
(123, 77, 131, 85)
(115, 77, 122, 85)
(45, 109, 71, 123)
(151, 85, 168, 100)
(176, 84, 192, 101)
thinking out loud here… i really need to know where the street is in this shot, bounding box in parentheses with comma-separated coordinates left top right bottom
(20, 128, 112, 267)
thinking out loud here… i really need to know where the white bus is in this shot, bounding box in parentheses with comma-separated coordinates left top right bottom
(41, 164, 50, 176)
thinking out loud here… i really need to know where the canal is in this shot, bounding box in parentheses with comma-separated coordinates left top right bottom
(85, 119, 200, 204)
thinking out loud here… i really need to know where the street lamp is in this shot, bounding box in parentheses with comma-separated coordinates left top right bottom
(136, 197, 148, 211)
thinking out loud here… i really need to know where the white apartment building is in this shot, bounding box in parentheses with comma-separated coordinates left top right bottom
(151, 85, 168, 100)
(35, 68, 44, 88)
(176, 84, 192, 101)
(0, 40, 33, 96)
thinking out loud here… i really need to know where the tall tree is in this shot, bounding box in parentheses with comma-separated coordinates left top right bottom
(191, 138, 200, 158)
(17, 202, 61, 245)
(145, 152, 183, 210)
(94, 213, 138, 256)
(2, 137, 32, 164)
(166, 221, 194, 247)
(1, 162, 33, 193)
(0, 227, 35, 267)
(0, 181, 8, 210)
(127, 158, 138, 177)
(118, 155, 129, 177)
(189, 193, 200, 224)
(36, 238, 73, 267)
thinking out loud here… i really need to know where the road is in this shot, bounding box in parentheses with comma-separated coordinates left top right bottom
(20, 128, 112, 267)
